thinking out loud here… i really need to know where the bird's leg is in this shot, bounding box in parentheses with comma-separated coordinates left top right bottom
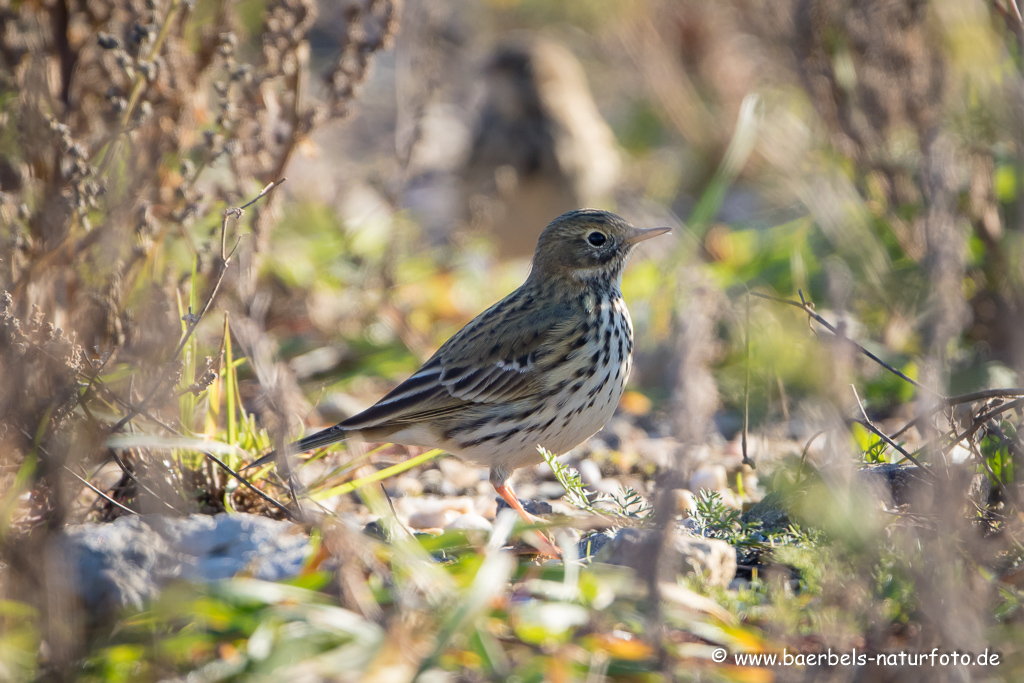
(493, 480, 562, 558)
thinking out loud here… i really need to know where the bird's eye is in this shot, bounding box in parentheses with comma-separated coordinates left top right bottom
(587, 231, 607, 247)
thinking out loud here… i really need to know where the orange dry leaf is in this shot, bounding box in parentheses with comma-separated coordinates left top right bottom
(590, 632, 655, 660)
(619, 390, 652, 416)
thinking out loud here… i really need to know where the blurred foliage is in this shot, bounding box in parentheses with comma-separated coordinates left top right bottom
(4, 0, 1024, 681)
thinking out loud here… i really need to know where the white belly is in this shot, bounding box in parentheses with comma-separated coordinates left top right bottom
(443, 294, 634, 477)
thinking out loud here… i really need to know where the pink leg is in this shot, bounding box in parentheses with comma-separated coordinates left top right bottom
(493, 481, 562, 558)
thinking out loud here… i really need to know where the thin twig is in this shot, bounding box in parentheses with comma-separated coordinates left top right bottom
(850, 385, 936, 478)
(885, 388, 1024, 445)
(944, 388, 1024, 406)
(76, 348, 117, 411)
(797, 429, 827, 484)
(93, 379, 180, 433)
(195, 448, 298, 521)
(64, 466, 137, 515)
(945, 397, 1024, 458)
(17, 426, 140, 514)
(236, 178, 287, 213)
(107, 447, 182, 511)
(752, 291, 940, 397)
(109, 179, 285, 433)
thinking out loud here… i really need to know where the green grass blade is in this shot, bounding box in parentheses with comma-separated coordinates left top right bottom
(308, 448, 445, 501)
(686, 93, 761, 236)
(224, 317, 237, 447)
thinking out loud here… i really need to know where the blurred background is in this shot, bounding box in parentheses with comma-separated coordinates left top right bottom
(3, 0, 1024, 680)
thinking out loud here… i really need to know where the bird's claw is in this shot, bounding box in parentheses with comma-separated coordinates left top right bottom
(526, 529, 562, 558)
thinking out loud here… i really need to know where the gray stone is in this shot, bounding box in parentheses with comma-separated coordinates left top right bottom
(420, 468, 459, 497)
(672, 489, 699, 517)
(680, 517, 700, 532)
(446, 512, 492, 532)
(688, 465, 728, 495)
(597, 527, 653, 567)
(408, 508, 459, 530)
(496, 497, 552, 515)
(577, 459, 604, 488)
(858, 462, 991, 510)
(596, 527, 737, 587)
(668, 534, 737, 587)
(742, 490, 791, 534)
(60, 513, 310, 612)
(577, 529, 616, 559)
(536, 481, 571, 500)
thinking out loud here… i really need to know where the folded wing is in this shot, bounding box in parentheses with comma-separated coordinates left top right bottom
(338, 296, 575, 430)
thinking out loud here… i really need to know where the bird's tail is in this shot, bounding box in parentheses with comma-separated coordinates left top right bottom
(240, 424, 351, 472)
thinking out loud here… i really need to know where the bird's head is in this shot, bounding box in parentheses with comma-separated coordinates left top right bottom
(528, 209, 671, 288)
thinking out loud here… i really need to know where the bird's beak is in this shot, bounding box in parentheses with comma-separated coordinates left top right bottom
(625, 226, 672, 245)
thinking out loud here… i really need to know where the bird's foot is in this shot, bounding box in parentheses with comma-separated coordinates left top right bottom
(525, 529, 563, 559)
(493, 481, 562, 559)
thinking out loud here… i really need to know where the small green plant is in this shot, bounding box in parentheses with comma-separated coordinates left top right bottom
(693, 491, 825, 552)
(872, 547, 920, 625)
(692, 490, 762, 547)
(540, 446, 599, 513)
(539, 447, 651, 522)
(608, 486, 653, 519)
(980, 421, 1016, 486)
(851, 421, 891, 464)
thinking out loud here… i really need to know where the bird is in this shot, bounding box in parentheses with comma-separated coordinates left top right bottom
(246, 209, 670, 554)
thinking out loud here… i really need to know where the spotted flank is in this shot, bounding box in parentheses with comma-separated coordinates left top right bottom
(443, 285, 633, 468)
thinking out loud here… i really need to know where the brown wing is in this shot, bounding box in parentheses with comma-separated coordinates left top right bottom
(337, 293, 576, 430)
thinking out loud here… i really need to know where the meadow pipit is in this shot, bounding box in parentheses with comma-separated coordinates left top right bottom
(247, 209, 669, 553)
